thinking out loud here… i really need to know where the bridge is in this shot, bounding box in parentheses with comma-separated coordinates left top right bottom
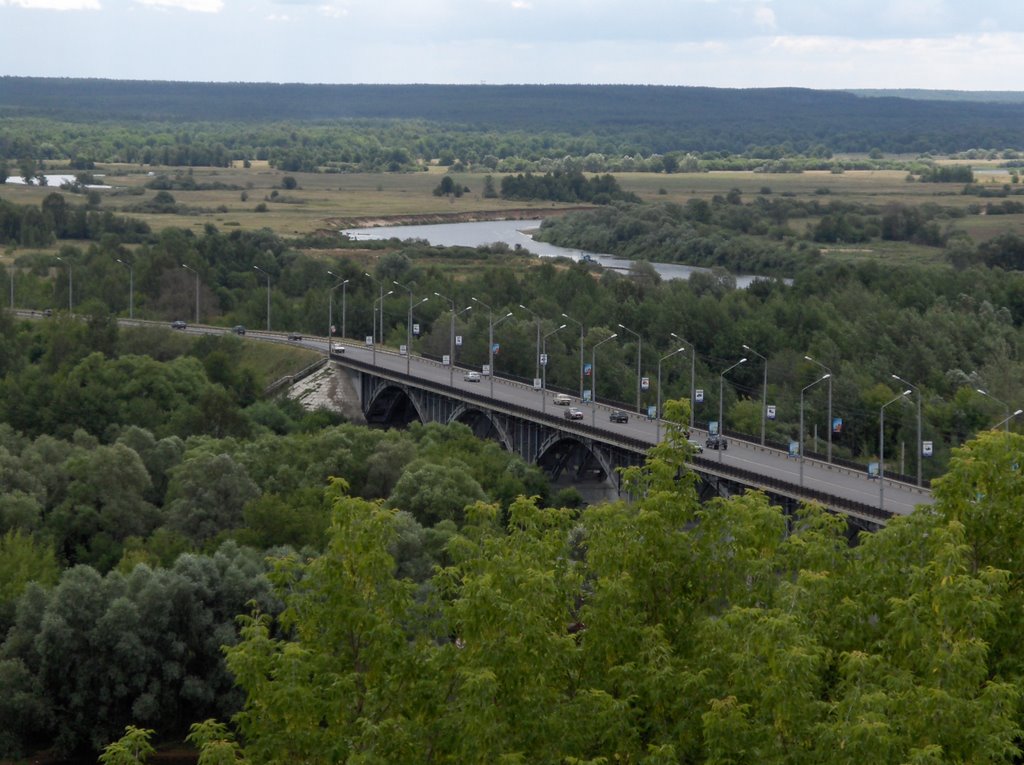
(311, 339, 933, 531)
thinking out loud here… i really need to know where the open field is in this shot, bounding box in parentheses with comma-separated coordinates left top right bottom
(3, 163, 1024, 263)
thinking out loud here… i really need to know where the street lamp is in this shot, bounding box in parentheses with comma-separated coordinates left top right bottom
(977, 388, 1011, 432)
(656, 346, 687, 442)
(181, 264, 199, 324)
(590, 334, 619, 426)
(743, 343, 767, 446)
(371, 289, 394, 366)
(992, 409, 1024, 431)
(327, 271, 349, 345)
(891, 373, 923, 486)
(561, 312, 585, 400)
(253, 266, 271, 331)
(799, 373, 831, 487)
(55, 256, 72, 312)
(671, 332, 697, 430)
(393, 280, 422, 376)
(116, 258, 133, 320)
(472, 296, 513, 399)
(617, 323, 643, 414)
(804, 355, 833, 462)
(880, 390, 912, 511)
(518, 303, 541, 384)
(435, 291, 458, 386)
(718, 357, 747, 462)
(364, 271, 384, 345)
(541, 323, 567, 413)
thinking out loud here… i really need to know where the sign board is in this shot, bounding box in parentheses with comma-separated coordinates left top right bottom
(540, 353, 548, 366)
(533, 378, 542, 390)
(413, 323, 420, 336)
(647, 405, 657, 419)
(832, 417, 844, 434)
(492, 343, 500, 355)
(583, 389, 592, 402)
(695, 388, 704, 404)
(455, 335, 463, 346)
(922, 440, 933, 457)
(399, 344, 408, 356)
(482, 364, 491, 376)
(767, 405, 776, 420)
(788, 440, 799, 457)
(365, 336, 373, 346)
(641, 376, 650, 391)
(330, 324, 336, 336)
(708, 420, 719, 435)
(583, 362, 592, 377)
(442, 354, 450, 366)
(867, 462, 880, 478)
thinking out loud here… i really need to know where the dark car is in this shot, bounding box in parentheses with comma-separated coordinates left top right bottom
(609, 410, 629, 424)
(42, 308, 53, 317)
(705, 434, 728, 451)
(231, 325, 246, 335)
(563, 407, 584, 420)
(170, 319, 187, 330)
(287, 333, 303, 341)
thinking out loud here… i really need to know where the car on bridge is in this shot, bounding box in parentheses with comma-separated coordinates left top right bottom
(288, 333, 303, 341)
(171, 319, 187, 330)
(231, 325, 246, 335)
(609, 410, 629, 423)
(705, 434, 728, 450)
(687, 439, 704, 454)
(464, 371, 481, 382)
(553, 393, 572, 406)
(563, 407, 584, 420)
(331, 344, 346, 354)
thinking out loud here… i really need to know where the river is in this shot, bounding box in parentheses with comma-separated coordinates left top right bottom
(341, 219, 774, 288)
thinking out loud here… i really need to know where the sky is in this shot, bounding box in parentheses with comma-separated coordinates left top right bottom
(2, 0, 1023, 90)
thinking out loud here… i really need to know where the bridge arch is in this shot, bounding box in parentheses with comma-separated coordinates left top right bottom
(364, 383, 425, 427)
(536, 433, 616, 484)
(448, 403, 514, 451)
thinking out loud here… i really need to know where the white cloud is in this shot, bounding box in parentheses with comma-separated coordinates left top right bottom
(134, 0, 222, 12)
(4, 0, 100, 10)
(752, 5, 775, 28)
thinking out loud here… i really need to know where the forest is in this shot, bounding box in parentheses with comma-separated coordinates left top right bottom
(3, 85, 1024, 760)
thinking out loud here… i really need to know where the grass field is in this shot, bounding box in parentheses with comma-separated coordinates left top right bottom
(3, 161, 1024, 264)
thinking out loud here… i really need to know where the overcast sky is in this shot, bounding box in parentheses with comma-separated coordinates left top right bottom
(2, 0, 1023, 90)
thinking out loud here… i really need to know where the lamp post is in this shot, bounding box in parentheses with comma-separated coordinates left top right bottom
(670, 332, 697, 430)
(891, 373, 922, 486)
(393, 280, 421, 376)
(56, 256, 72, 312)
(518, 303, 541, 384)
(743, 343, 767, 446)
(364, 271, 384, 345)
(656, 346, 687, 442)
(804, 355, 833, 462)
(992, 409, 1024, 431)
(617, 323, 642, 414)
(799, 373, 831, 487)
(181, 264, 199, 324)
(880, 390, 912, 512)
(590, 333, 619, 426)
(116, 258, 133, 319)
(327, 271, 348, 345)
(8, 265, 12, 309)
(561, 312, 585, 401)
(718, 358, 747, 462)
(541, 323, 567, 413)
(977, 388, 1011, 432)
(436, 291, 458, 386)
(371, 290, 394, 366)
(253, 265, 270, 331)
(472, 297, 512, 399)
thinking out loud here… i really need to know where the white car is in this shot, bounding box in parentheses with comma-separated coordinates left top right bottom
(331, 344, 346, 354)
(553, 393, 572, 406)
(464, 371, 481, 382)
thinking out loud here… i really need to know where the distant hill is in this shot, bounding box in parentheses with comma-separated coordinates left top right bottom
(849, 89, 1024, 104)
(2, 78, 1023, 154)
